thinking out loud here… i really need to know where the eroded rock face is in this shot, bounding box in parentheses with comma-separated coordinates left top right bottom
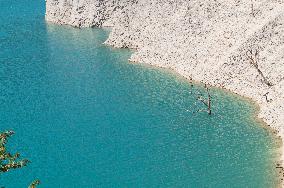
(45, 0, 137, 27)
(46, 0, 284, 140)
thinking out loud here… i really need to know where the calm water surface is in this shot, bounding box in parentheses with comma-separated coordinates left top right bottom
(0, 0, 280, 187)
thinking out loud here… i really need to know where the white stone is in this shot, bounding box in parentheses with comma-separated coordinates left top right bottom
(46, 0, 284, 184)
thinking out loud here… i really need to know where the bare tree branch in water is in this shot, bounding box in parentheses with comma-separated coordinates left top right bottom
(188, 78, 212, 115)
(196, 84, 212, 115)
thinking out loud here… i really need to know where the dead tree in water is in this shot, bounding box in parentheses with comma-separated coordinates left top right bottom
(196, 84, 212, 115)
(246, 49, 273, 86)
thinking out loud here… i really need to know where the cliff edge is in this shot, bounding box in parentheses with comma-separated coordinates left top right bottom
(46, 0, 284, 173)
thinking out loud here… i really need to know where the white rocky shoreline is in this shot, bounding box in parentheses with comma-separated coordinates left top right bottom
(45, 0, 284, 186)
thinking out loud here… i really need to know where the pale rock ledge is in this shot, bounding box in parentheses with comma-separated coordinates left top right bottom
(46, 0, 284, 183)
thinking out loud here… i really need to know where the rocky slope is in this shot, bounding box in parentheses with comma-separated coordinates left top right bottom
(46, 0, 284, 175)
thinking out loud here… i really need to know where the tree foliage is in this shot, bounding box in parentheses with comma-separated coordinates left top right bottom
(0, 131, 40, 188)
(28, 180, 40, 188)
(0, 131, 29, 173)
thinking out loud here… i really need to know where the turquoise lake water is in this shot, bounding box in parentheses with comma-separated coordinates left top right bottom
(0, 0, 280, 187)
